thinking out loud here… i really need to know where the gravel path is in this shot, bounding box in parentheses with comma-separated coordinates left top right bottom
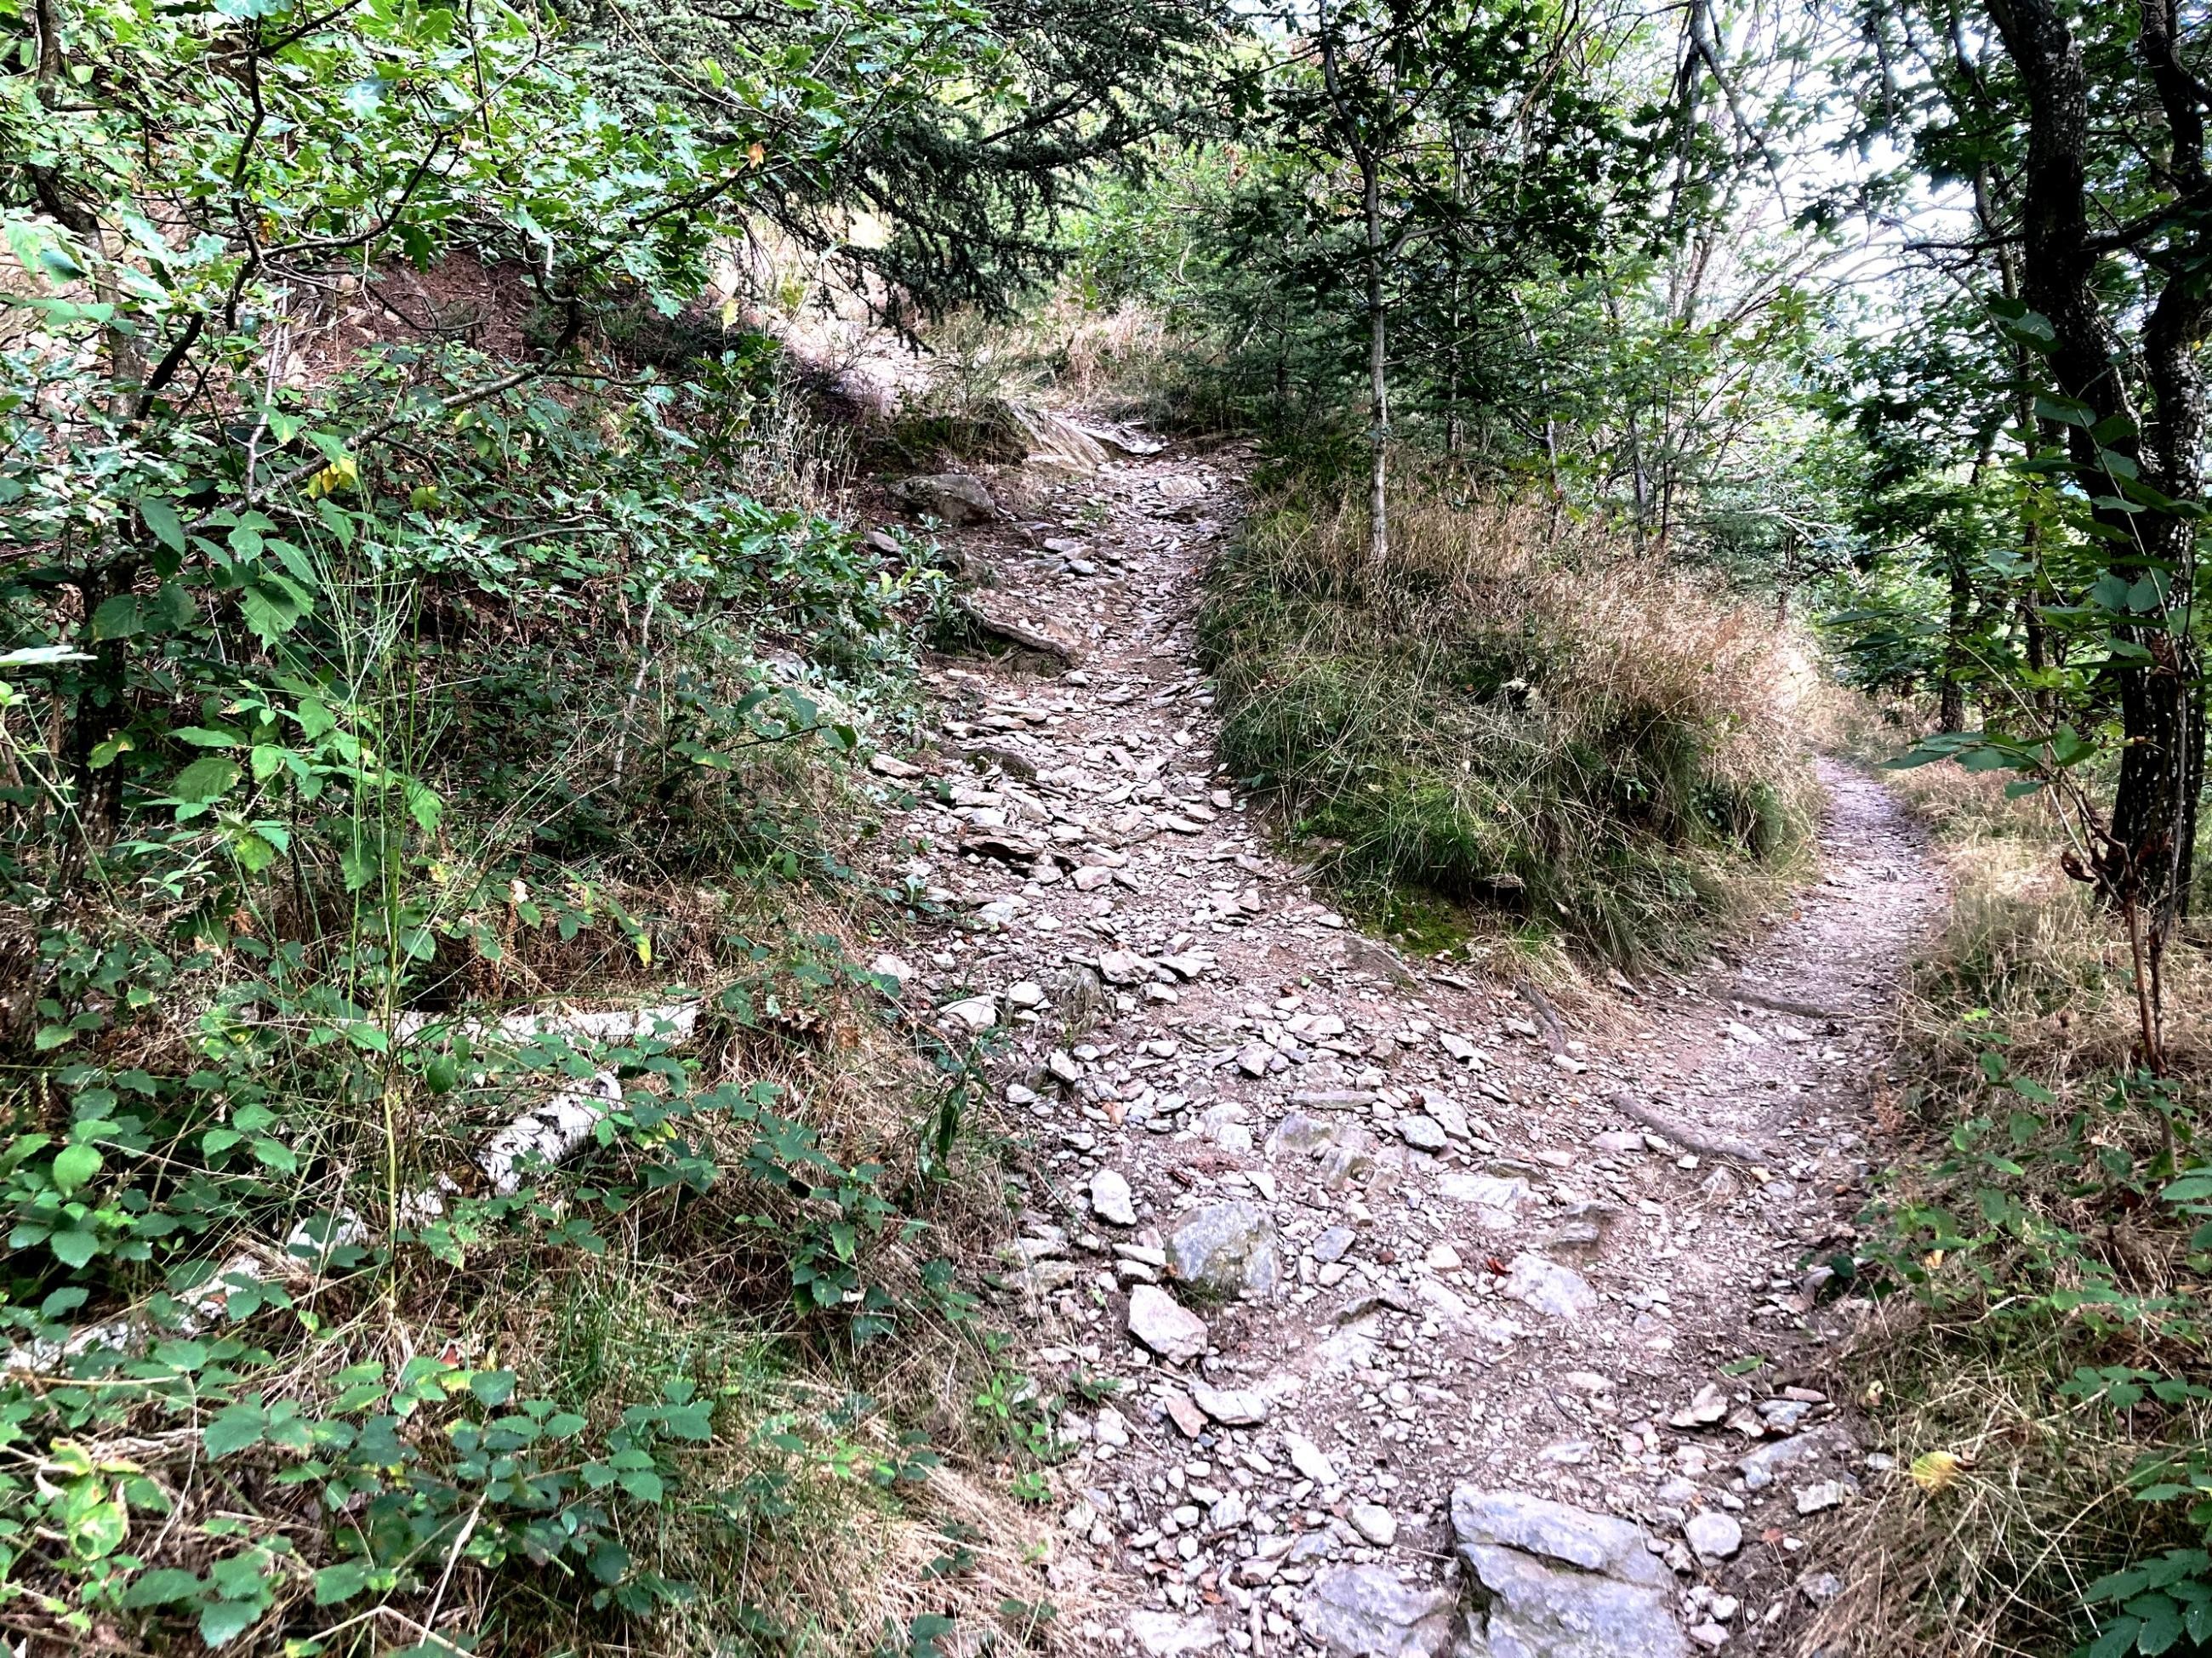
(881, 438, 1936, 1658)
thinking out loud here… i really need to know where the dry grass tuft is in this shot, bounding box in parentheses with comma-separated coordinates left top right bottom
(1199, 476, 1816, 966)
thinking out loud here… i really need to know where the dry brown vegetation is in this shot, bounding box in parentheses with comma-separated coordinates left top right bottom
(1199, 475, 1817, 967)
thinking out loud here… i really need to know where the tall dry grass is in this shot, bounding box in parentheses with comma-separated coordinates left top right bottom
(1199, 476, 1818, 966)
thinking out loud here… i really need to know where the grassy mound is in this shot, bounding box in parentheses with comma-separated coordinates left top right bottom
(1198, 480, 1812, 966)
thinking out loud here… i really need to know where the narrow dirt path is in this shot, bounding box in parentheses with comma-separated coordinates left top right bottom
(884, 438, 1936, 1658)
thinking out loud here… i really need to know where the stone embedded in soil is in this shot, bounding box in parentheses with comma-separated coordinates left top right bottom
(1451, 1486, 1687, 1658)
(1348, 1502, 1399, 1547)
(897, 470, 996, 523)
(1794, 1479, 1850, 1514)
(1303, 1567, 1454, 1658)
(1397, 1115, 1449, 1153)
(1163, 1391, 1208, 1438)
(1313, 1225, 1356, 1263)
(1129, 1609, 1222, 1657)
(1739, 1427, 1850, 1490)
(1436, 1171, 1536, 1226)
(1167, 1200, 1280, 1296)
(1283, 1431, 1339, 1486)
(938, 995, 996, 1031)
(1672, 1383, 1729, 1428)
(1090, 1169, 1138, 1227)
(1685, 1510, 1742, 1559)
(1501, 1253, 1598, 1320)
(1098, 949, 1152, 984)
(1189, 1380, 1268, 1426)
(1127, 1284, 1207, 1360)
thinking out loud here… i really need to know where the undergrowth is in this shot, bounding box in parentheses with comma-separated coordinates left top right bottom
(1196, 466, 1813, 969)
(1808, 763, 2212, 1658)
(0, 308, 1065, 1654)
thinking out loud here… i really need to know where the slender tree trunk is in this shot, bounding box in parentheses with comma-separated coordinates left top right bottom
(1360, 149, 1389, 570)
(1940, 552, 1971, 732)
(1445, 273, 1464, 457)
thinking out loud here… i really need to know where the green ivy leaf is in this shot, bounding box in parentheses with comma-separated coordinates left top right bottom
(50, 1142, 101, 1195)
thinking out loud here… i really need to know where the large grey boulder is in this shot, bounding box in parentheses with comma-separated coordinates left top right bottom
(1303, 1566, 1456, 1658)
(1167, 1200, 1280, 1296)
(1451, 1487, 1686, 1658)
(895, 471, 996, 524)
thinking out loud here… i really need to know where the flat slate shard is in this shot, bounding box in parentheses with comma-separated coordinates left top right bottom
(1126, 1284, 1208, 1360)
(1451, 1486, 1687, 1658)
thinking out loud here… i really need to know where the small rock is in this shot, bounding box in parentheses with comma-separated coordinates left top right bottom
(1501, 1253, 1599, 1320)
(897, 471, 996, 524)
(1793, 1480, 1848, 1515)
(1164, 1391, 1208, 1438)
(938, 996, 997, 1032)
(1302, 1567, 1452, 1658)
(1095, 1405, 1131, 1448)
(1091, 1170, 1138, 1227)
(1348, 1503, 1399, 1547)
(1672, 1383, 1730, 1428)
(1283, 1431, 1339, 1486)
(1130, 1609, 1221, 1658)
(1397, 1115, 1449, 1153)
(1314, 1226, 1356, 1263)
(1685, 1511, 1742, 1560)
(1099, 949, 1153, 984)
(1006, 979, 1046, 1009)
(1168, 1201, 1280, 1296)
(1127, 1285, 1208, 1361)
(1190, 1380, 1268, 1426)
(1798, 1571, 1843, 1606)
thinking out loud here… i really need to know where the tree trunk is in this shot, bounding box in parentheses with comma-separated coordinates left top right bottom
(1360, 149, 1389, 571)
(1940, 551, 1970, 732)
(1990, 0, 2207, 932)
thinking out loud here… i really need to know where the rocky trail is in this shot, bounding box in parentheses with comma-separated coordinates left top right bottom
(876, 434, 1936, 1658)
